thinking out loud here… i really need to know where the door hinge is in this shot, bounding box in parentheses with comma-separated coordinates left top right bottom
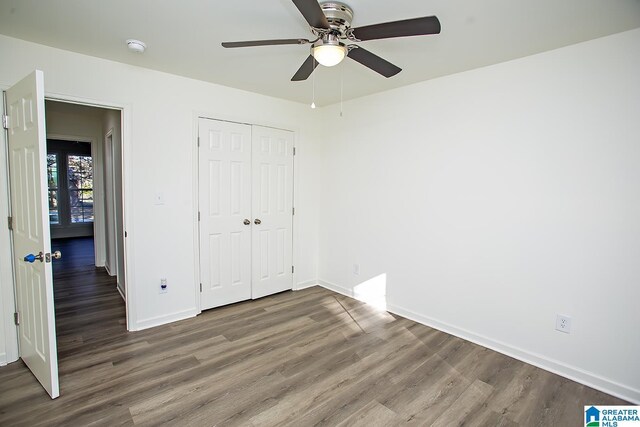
(125, 231, 128, 238)
(197, 136, 200, 147)
(2, 114, 8, 130)
(293, 146, 296, 156)
(200, 283, 202, 292)
(7, 216, 12, 230)
(292, 207, 295, 215)
(14, 312, 19, 326)
(198, 211, 201, 221)
(292, 266, 295, 274)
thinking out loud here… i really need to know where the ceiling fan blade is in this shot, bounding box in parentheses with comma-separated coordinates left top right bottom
(222, 38, 311, 48)
(347, 47, 401, 78)
(351, 16, 441, 41)
(291, 55, 318, 81)
(292, 0, 330, 29)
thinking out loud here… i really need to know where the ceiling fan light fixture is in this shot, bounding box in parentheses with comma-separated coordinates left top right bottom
(312, 42, 347, 67)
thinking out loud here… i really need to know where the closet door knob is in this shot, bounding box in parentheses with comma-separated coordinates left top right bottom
(243, 219, 250, 225)
(254, 219, 261, 225)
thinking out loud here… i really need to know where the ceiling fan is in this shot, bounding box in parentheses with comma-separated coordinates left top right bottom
(222, 0, 441, 81)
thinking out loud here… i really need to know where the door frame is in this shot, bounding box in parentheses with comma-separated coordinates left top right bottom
(103, 128, 117, 277)
(0, 88, 135, 365)
(192, 114, 300, 313)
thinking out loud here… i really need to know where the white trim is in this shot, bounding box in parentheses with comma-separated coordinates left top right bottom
(104, 262, 114, 277)
(0, 352, 7, 366)
(133, 308, 199, 331)
(102, 128, 117, 277)
(116, 284, 125, 302)
(318, 280, 354, 298)
(317, 280, 640, 404)
(191, 114, 201, 314)
(291, 133, 299, 294)
(294, 280, 318, 291)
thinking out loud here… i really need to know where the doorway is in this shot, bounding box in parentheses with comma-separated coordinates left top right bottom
(1, 71, 129, 398)
(44, 100, 125, 295)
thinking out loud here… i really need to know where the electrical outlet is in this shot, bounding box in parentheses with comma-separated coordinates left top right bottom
(154, 191, 164, 205)
(353, 264, 360, 276)
(160, 278, 168, 294)
(555, 314, 571, 334)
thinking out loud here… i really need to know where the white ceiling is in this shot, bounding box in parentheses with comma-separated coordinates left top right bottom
(1, 0, 639, 106)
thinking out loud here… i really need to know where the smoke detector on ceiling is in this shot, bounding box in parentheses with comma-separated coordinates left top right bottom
(126, 39, 147, 53)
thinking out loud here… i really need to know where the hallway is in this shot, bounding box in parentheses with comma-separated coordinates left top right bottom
(50, 237, 126, 361)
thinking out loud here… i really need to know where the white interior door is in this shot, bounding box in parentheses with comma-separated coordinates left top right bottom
(251, 126, 294, 299)
(5, 70, 60, 399)
(198, 118, 252, 310)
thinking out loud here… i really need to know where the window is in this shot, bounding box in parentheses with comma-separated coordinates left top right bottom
(67, 155, 94, 223)
(47, 140, 93, 228)
(47, 154, 60, 224)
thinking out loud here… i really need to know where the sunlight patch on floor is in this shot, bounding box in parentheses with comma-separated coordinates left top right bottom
(353, 273, 387, 311)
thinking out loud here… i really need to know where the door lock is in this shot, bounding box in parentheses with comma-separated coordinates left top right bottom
(24, 252, 44, 263)
(254, 219, 261, 225)
(243, 219, 250, 225)
(45, 251, 62, 263)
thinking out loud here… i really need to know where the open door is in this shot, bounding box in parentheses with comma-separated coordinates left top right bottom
(4, 70, 60, 399)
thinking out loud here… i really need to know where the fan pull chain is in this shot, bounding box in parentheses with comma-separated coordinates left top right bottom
(311, 57, 316, 109)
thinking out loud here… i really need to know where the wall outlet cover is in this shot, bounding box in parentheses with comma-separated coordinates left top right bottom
(555, 314, 572, 334)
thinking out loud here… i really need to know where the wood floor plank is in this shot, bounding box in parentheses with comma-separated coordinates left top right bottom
(0, 237, 629, 426)
(430, 379, 494, 427)
(336, 400, 405, 427)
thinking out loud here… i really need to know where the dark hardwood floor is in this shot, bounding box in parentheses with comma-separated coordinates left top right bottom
(0, 238, 627, 426)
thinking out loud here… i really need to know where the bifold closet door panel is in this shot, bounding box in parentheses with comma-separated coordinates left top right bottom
(251, 126, 294, 299)
(198, 118, 252, 310)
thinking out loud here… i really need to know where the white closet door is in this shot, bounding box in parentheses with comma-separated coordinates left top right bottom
(199, 118, 252, 310)
(251, 126, 294, 299)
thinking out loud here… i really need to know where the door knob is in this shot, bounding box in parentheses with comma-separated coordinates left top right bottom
(243, 219, 250, 225)
(52, 251, 62, 260)
(24, 252, 44, 263)
(254, 219, 261, 225)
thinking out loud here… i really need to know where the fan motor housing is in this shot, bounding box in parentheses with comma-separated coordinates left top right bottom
(320, 2, 354, 30)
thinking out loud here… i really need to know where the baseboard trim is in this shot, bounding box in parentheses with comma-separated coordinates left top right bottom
(116, 283, 125, 301)
(0, 352, 6, 367)
(132, 308, 199, 332)
(104, 263, 113, 277)
(317, 280, 640, 404)
(295, 280, 318, 291)
(318, 280, 353, 298)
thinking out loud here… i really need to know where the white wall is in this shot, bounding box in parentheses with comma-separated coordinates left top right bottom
(316, 28, 640, 402)
(0, 34, 319, 342)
